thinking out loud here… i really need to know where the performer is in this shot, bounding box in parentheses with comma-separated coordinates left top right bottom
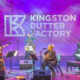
(42, 44, 57, 77)
(0, 40, 11, 71)
(24, 34, 36, 54)
(24, 30, 36, 59)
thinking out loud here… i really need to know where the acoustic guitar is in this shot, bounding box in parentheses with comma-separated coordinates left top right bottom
(43, 54, 51, 61)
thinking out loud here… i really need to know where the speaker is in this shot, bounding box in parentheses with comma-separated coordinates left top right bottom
(0, 71, 5, 80)
(20, 60, 32, 70)
(33, 70, 51, 80)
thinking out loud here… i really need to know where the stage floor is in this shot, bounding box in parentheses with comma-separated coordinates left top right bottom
(5, 66, 80, 80)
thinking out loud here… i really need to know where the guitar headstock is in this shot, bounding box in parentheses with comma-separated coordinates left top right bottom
(31, 30, 34, 35)
(8, 42, 11, 45)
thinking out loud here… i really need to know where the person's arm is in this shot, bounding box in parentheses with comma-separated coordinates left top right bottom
(3, 42, 11, 48)
(31, 36, 36, 40)
(43, 50, 48, 61)
(43, 50, 48, 59)
(52, 51, 56, 60)
(43, 50, 48, 57)
(3, 44, 8, 48)
(44, 50, 48, 55)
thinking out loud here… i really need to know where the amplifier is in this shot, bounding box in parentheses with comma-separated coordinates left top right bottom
(33, 70, 51, 80)
(20, 60, 33, 70)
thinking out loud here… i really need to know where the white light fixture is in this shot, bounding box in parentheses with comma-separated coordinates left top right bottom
(75, 54, 80, 57)
(14, 51, 18, 56)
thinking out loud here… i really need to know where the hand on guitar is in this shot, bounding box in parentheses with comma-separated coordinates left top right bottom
(43, 54, 50, 61)
(44, 57, 51, 61)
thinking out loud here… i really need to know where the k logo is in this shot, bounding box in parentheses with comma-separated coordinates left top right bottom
(4, 15, 26, 37)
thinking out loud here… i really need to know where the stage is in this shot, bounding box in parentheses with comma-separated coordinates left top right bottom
(5, 66, 80, 80)
(2, 56, 80, 80)
(0, 0, 80, 80)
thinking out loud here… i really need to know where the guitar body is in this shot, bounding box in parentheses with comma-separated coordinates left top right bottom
(43, 54, 50, 62)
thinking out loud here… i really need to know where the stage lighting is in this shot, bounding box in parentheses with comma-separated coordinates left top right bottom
(16, 76, 25, 80)
(75, 54, 80, 57)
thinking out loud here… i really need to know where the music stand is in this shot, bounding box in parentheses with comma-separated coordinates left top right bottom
(6, 51, 18, 74)
(30, 54, 38, 61)
(30, 54, 38, 70)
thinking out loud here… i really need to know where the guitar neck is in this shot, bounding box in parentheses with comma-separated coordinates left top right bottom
(8, 42, 11, 45)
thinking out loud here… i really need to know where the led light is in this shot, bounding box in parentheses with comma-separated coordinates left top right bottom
(75, 54, 80, 57)
(16, 76, 25, 79)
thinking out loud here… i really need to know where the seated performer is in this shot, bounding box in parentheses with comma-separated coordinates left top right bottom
(42, 44, 57, 77)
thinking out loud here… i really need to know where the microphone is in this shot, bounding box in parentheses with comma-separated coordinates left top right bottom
(43, 48, 47, 49)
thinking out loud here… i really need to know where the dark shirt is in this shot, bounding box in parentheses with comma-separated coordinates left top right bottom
(44, 50, 57, 64)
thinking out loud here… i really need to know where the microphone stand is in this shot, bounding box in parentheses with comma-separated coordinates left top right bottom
(15, 38, 22, 66)
(15, 37, 25, 66)
(40, 48, 47, 70)
(16, 39, 19, 66)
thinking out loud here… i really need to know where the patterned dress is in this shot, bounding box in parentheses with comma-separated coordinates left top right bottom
(0, 45, 5, 71)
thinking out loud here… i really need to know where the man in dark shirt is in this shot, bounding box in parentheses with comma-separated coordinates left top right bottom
(42, 44, 57, 77)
